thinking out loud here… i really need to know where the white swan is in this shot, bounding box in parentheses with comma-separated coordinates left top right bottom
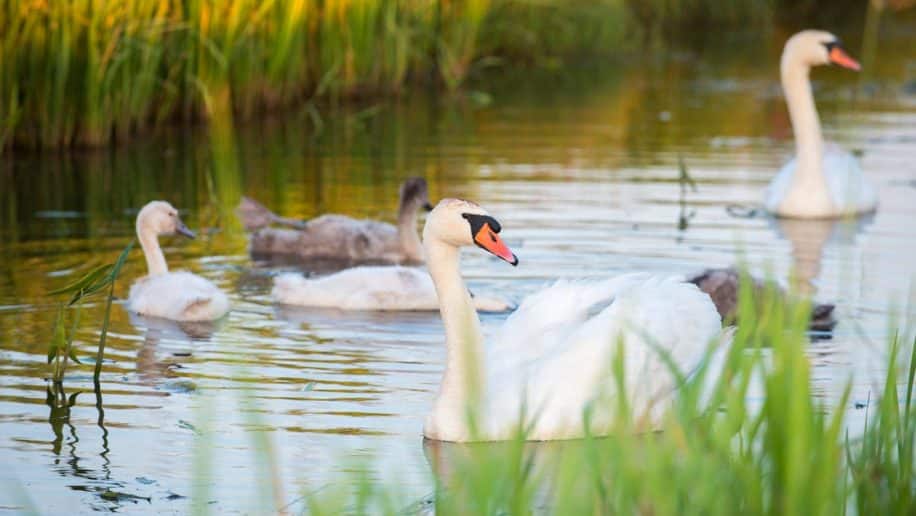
(239, 177, 433, 264)
(765, 30, 877, 218)
(272, 267, 512, 312)
(127, 201, 230, 322)
(421, 199, 724, 442)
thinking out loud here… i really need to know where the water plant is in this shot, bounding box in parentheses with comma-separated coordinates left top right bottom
(47, 241, 134, 384)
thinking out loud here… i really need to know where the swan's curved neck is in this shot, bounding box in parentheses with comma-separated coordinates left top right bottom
(398, 202, 424, 262)
(424, 237, 485, 421)
(781, 51, 825, 189)
(137, 224, 168, 276)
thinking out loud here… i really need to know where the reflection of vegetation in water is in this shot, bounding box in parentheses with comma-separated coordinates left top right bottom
(676, 155, 697, 233)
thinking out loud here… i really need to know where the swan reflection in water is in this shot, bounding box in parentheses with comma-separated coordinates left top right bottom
(772, 214, 873, 298)
(128, 311, 218, 385)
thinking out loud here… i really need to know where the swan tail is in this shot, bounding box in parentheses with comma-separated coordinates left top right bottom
(182, 293, 229, 321)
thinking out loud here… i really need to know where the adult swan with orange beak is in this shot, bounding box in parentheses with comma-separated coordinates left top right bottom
(765, 30, 877, 218)
(421, 199, 726, 442)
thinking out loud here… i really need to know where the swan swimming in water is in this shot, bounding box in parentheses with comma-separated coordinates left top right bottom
(238, 177, 433, 264)
(272, 266, 512, 312)
(127, 201, 229, 322)
(765, 30, 877, 218)
(420, 199, 724, 442)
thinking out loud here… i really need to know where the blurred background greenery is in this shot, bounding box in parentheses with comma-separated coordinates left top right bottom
(1, 0, 912, 153)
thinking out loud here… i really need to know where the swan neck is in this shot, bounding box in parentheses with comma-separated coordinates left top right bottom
(137, 224, 168, 276)
(397, 203, 424, 262)
(425, 237, 485, 423)
(781, 53, 824, 184)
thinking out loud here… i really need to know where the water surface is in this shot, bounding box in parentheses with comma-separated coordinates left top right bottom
(1, 22, 915, 513)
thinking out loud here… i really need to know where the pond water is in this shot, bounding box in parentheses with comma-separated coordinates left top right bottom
(2, 21, 916, 514)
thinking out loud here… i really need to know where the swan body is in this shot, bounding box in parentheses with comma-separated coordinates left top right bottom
(766, 143, 877, 217)
(766, 30, 877, 218)
(272, 267, 512, 312)
(240, 177, 433, 264)
(421, 199, 724, 442)
(127, 201, 229, 322)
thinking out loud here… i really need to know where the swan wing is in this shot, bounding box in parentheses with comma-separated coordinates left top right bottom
(822, 143, 877, 214)
(303, 216, 400, 259)
(128, 271, 228, 321)
(484, 275, 722, 440)
(491, 272, 653, 362)
(274, 266, 439, 310)
(764, 158, 796, 213)
(766, 145, 876, 216)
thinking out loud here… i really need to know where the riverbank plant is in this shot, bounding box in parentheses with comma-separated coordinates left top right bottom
(0, 0, 793, 154)
(46, 241, 133, 385)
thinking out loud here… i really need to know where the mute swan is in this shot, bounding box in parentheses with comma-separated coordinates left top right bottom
(765, 30, 877, 218)
(239, 177, 434, 264)
(688, 268, 835, 332)
(127, 201, 230, 322)
(421, 199, 724, 442)
(272, 267, 512, 312)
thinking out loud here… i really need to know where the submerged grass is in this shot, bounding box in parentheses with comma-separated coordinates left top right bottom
(288, 277, 914, 515)
(0, 0, 789, 154)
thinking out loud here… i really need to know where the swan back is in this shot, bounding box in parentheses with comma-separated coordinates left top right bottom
(488, 276, 722, 436)
(129, 271, 229, 322)
(273, 267, 438, 310)
(272, 266, 513, 312)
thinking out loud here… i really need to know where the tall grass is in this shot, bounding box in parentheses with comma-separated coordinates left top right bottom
(292, 279, 915, 514)
(0, 0, 790, 154)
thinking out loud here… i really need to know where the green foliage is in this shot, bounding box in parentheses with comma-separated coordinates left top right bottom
(0, 0, 784, 154)
(46, 241, 134, 383)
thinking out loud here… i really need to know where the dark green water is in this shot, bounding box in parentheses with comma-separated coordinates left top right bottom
(1, 19, 915, 513)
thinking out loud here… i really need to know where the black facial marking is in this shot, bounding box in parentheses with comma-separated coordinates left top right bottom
(461, 213, 502, 238)
(822, 39, 842, 52)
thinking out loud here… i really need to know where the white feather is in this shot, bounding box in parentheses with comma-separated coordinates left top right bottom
(272, 266, 512, 312)
(128, 271, 229, 322)
(433, 274, 724, 441)
(765, 143, 877, 217)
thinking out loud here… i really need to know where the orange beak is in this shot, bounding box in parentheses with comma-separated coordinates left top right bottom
(473, 223, 518, 266)
(829, 46, 861, 71)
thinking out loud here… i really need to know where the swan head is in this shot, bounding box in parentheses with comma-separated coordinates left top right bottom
(400, 177, 434, 212)
(423, 199, 518, 266)
(136, 201, 196, 239)
(782, 30, 860, 71)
